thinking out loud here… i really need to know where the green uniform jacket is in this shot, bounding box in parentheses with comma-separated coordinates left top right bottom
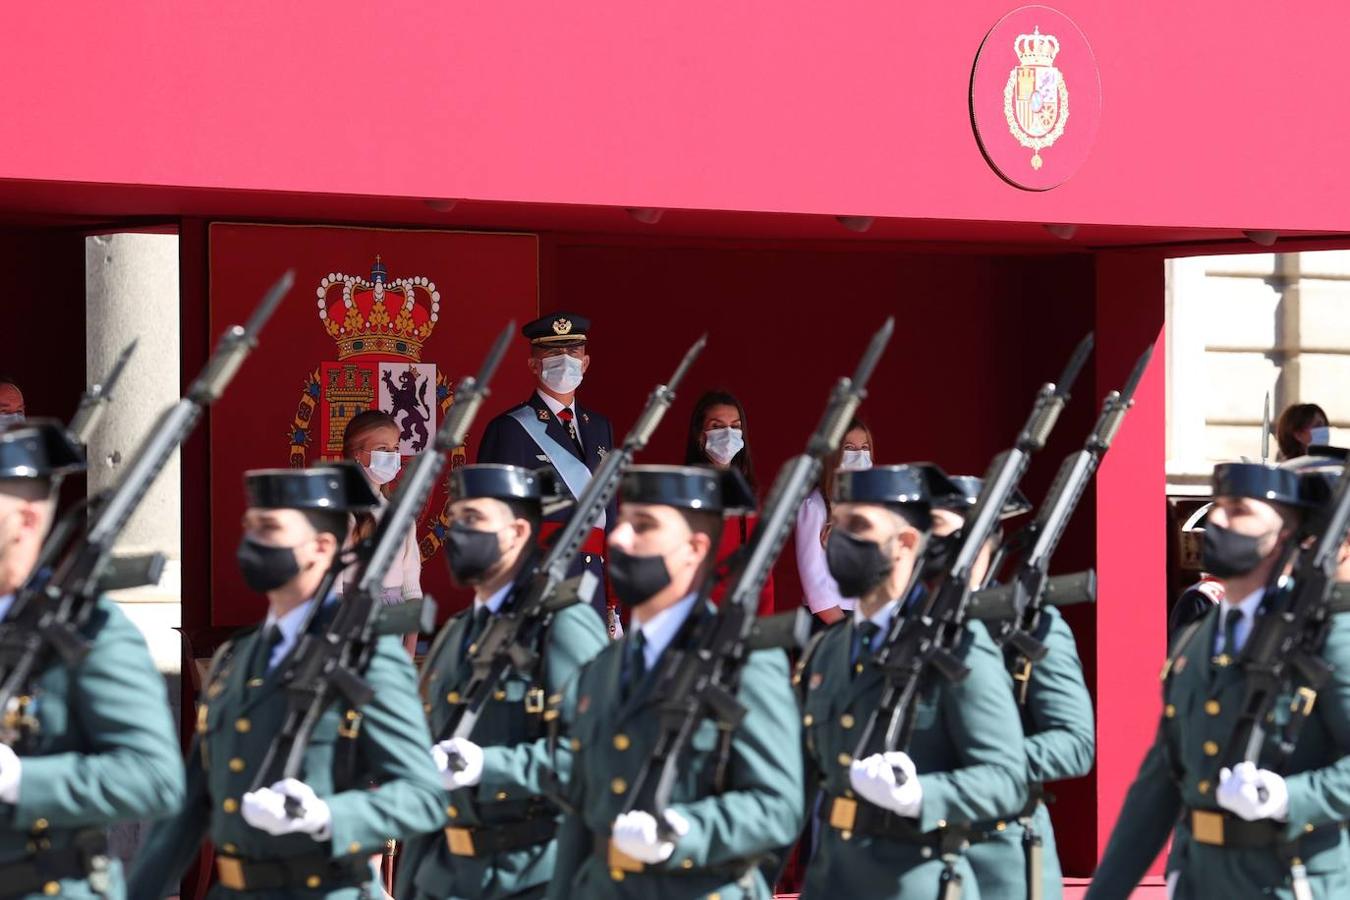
(129, 599, 445, 899)
(1088, 607, 1350, 900)
(547, 602, 804, 900)
(800, 617, 1028, 900)
(966, 607, 1095, 900)
(0, 596, 184, 900)
(398, 599, 607, 900)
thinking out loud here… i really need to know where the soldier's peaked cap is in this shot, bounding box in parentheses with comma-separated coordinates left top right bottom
(448, 464, 559, 505)
(523, 312, 589, 348)
(0, 420, 85, 482)
(832, 463, 957, 513)
(245, 462, 380, 512)
(620, 465, 757, 516)
(1280, 453, 1348, 510)
(1211, 462, 1309, 508)
(914, 465, 1033, 521)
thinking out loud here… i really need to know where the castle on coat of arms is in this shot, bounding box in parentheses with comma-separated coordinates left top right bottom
(1003, 26, 1068, 170)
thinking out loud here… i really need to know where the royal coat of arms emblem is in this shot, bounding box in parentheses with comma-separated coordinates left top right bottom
(1003, 26, 1067, 171)
(286, 256, 465, 560)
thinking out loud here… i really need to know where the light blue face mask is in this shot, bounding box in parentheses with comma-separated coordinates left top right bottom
(0, 413, 23, 432)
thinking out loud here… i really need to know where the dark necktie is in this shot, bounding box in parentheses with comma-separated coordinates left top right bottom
(250, 624, 284, 679)
(623, 631, 648, 699)
(557, 408, 584, 456)
(1221, 607, 1244, 659)
(851, 621, 881, 673)
(461, 605, 492, 657)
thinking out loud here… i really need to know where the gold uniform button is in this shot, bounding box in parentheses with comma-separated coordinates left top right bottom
(1205, 700, 1221, 715)
(802, 714, 814, 727)
(1203, 741, 1219, 757)
(42, 883, 59, 897)
(306, 876, 322, 889)
(840, 714, 855, 729)
(611, 778, 627, 795)
(709, 894, 721, 900)
(1198, 780, 1211, 795)
(610, 867, 625, 881)
(247, 677, 265, 688)
(223, 798, 239, 814)
(348, 841, 361, 853)
(235, 718, 251, 733)
(222, 843, 239, 854)
(613, 734, 631, 751)
(837, 753, 852, 767)
(1164, 704, 1176, 719)
(571, 738, 582, 752)
(1306, 823, 1317, 833)
(937, 819, 948, 829)
(446, 692, 460, 704)
(854, 663, 864, 674)
(681, 859, 694, 870)
(33, 818, 48, 831)
(495, 791, 509, 801)
(493, 690, 507, 701)
(447, 805, 459, 819)
(228, 757, 246, 773)
(840, 829, 853, 841)
(996, 821, 1007, 831)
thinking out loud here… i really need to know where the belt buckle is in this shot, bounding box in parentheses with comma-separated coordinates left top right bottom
(1192, 810, 1226, 846)
(445, 826, 477, 857)
(525, 687, 546, 715)
(216, 856, 247, 891)
(607, 840, 645, 873)
(829, 796, 858, 831)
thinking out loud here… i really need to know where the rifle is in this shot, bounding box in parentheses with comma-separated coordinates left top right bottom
(0, 271, 294, 740)
(69, 339, 138, 447)
(854, 333, 1092, 765)
(985, 343, 1152, 702)
(252, 321, 514, 797)
(619, 317, 895, 828)
(441, 335, 706, 755)
(1221, 457, 1350, 775)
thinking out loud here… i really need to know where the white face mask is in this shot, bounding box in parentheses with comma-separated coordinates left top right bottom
(539, 355, 584, 394)
(704, 427, 745, 466)
(365, 450, 402, 486)
(840, 449, 873, 471)
(1310, 425, 1332, 447)
(0, 414, 23, 431)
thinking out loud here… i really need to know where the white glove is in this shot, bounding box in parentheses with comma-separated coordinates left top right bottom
(0, 742, 21, 804)
(241, 778, 333, 839)
(1216, 761, 1290, 822)
(849, 751, 923, 818)
(432, 738, 484, 790)
(610, 809, 691, 865)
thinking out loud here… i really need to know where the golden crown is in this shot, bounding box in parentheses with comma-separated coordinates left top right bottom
(1015, 27, 1060, 67)
(317, 256, 440, 361)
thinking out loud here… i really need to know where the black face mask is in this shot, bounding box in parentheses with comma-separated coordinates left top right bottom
(445, 522, 504, 585)
(609, 547, 672, 608)
(826, 529, 894, 598)
(237, 536, 302, 593)
(921, 530, 962, 582)
(1202, 522, 1271, 578)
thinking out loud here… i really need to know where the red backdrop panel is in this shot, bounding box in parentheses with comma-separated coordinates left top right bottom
(207, 225, 538, 627)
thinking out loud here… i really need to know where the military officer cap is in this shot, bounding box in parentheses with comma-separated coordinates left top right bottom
(620, 464, 757, 516)
(1280, 452, 1347, 513)
(244, 462, 380, 512)
(448, 463, 570, 514)
(0, 420, 85, 483)
(832, 463, 959, 524)
(523, 312, 589, 348)
(917, 467, 1033, 521)
(1212, 461, 1309, 508)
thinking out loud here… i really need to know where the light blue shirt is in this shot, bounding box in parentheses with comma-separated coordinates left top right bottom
(853, 597, 901, 654)
(1213, 587, 1264, 656)
(262, 598, 317, 672)
(474, 582, 512, 615)
(634, 591, 699, 672)
(0, 594, 12, 621)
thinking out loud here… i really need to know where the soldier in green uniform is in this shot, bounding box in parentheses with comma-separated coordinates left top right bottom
(1088, 461, 1350, 900)
(0, 421, 184, 898)
(398, 464, 607, 899)
(130, 464, 444, 898)
(921, 472, 1095, 900)
(548, 464, 804, 900)
(798, 464, 1028, 900)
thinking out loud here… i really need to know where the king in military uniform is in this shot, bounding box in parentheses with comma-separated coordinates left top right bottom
(1088, 460, 1350, 899)
(798, 464, 1028, 900)
(130, 464, 444, 898)
(548, 465, 804, 899)
(477, 314, 616, 626)
(0, 421, 185, 898)
(397, 463, 607, 899)
(921, 471, 1095, 900)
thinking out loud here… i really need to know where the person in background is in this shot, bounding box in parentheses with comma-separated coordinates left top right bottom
(795, 417, 873, 624)
(0, 378, 24, 429)
(341, 410, 423, 654)
(1275, 402, 1329, 460)
(684, 388, 774, 615)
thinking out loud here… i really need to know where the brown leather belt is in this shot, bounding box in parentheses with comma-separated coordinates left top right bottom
(444, 816, 558, 857)
(215, 852, 369, 891)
